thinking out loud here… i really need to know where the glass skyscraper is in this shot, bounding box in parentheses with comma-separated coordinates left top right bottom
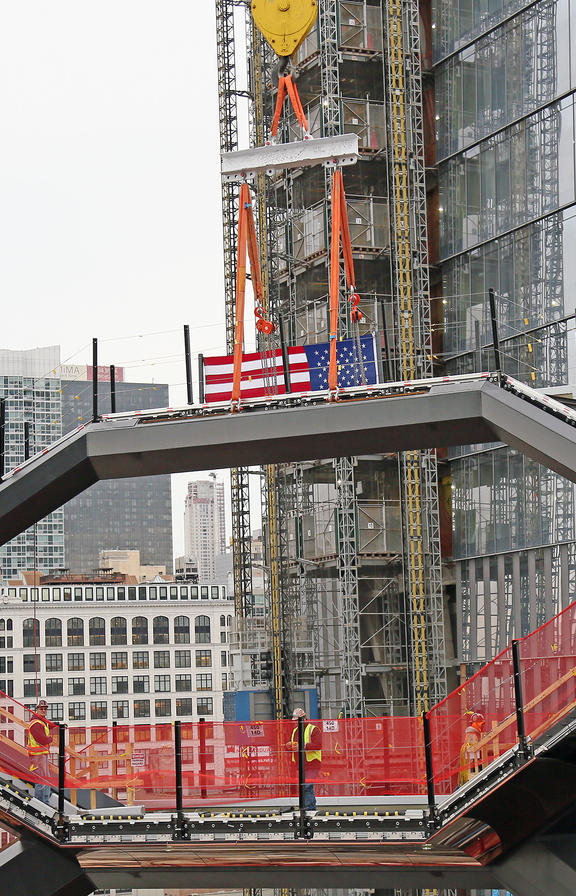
(432, 0, 576, 664)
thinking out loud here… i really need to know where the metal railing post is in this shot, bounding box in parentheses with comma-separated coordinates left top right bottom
(184, 325, 194, 404)
(512, 639, 531, 757)
(92, 338, 99, 421)
(58, 723, 66, 836)
(199, 717, 207, 800)
(0, 397, 5, 478)
(422, 712, 437, 826)
(488, 288, 502, 379)
(110, 365, 116, 414)
(174, 719, 183, 816)
(278, 314, 292, 393)
(297, 716, 306, 838)
(198, 354, 205, 404)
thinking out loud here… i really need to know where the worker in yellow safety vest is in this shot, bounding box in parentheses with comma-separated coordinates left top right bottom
(27, 700, 54, 803)
(288, 707, 322, 811)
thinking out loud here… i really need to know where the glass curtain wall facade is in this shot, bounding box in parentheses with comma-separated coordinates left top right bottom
(432, 0, 576, 664)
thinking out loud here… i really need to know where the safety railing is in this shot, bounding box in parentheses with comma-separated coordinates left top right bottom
(1, 601, 575, 823)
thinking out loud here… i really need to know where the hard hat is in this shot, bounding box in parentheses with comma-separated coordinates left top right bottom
(37, 700, 48, 709)
(292, 707, 306, 719)
(470, 712, 485, 725)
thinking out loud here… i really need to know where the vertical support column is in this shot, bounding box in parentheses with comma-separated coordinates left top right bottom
(278, 315, 291, 393)
(24, 421, 30, 461)
(109, 366, 116, 414)
(198, 354, 205, 404)
(174, 719, 183, 817)
(512, 639, 531, 757)
(488, 288, 502, 378)
(92, 338, 99, 422)
(422, 712, 437, 826)
(58, 723, 66, 837)
(199, 717, 207, 800)
(297, 716, 306, 838)
(184, 324, 194, 405)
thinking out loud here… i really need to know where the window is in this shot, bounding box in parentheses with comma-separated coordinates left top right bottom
(197, 697, 213, 716)
(117, 587, 125, 601)
(138, 586, 147, 601)
(49, 703, 64, 722)
(196, 673, 212, 691)
(69, 653, 85, 671)
(0, 658, 13, 674)
(220, 615, 226, 627)
(24, 655, 39, 673)
(96, 587, 104, 602)
(23, 618, 40, 648)
(211, 586, 220, 599)
(69, 702, 85, 721)
(41, 587, 50, 602)
(195, 615, 210, 643)
(190, 587, 198, 599)
(24, 680, 38, 699)
(128, 587, 137, 601)
(154, 674, 171, 692)
(110, 617, 127, 645)
(149, 587, 157, 600)
(89, 617, 106, 646)
(45, 618, 62, 647)
(74, 587, 83, 602)
(90, 677, 107, 695)
(46, 654, 62, 672)
(170, 586, 178, 600)
(113, 700, 129, 720)
(220, 651, 227, 667)
(196, 650, 211, 667)
(112, 652, 128, 670)
(179, 586, 188, 599)
(112, 676, 129, 694)
(46, 678, 63, 697)
(153, 616, 169, 644)
(133, 675, 149, 693)
(69, 677, 85, 696)
(63, 588, 72, 602)
(106, 587, 115, 601)
(201, 587, 208, 599)
(90, 653, 106, 670)
(222, 673, 228, 690)
(132, 616, 148, 645)
(155, 698, 171, 717)
(159, 586, 167, 600)
(134, 699, 150, 718)
(85, 587, 93, 601)
(175, 650, 191, 668)
(91, 701, 107, 720)
(174, 616, 190, 644)
(176, 698, 193, 716)
(154, 651, 170, 669)
(176, 674, 192, 692)
(133, 651, 149, 669)
(67, 617, 84, 646)
(220, 631, 227, 643)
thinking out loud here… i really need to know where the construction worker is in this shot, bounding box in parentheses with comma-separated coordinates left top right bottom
(458, 711, 485, 787)
(27, 700, 53, 803)
(288, 707, 322, 811)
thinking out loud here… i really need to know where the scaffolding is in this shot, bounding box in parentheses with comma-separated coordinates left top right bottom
(218, 0, 449, 726)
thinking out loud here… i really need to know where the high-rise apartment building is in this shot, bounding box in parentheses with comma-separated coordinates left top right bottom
(432, 0, 576, 666)
(0, 347, 65, 581)
(0, 346, 173, 581)
(184, 479, 226, 581)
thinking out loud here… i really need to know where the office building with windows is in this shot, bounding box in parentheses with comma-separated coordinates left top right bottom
(0, 346, 173, 581)
(0, 580, 233, 724)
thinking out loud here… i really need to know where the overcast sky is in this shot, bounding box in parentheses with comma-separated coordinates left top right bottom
(0, 2, 256, 557)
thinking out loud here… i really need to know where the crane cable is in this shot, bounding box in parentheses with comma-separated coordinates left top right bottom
(231, 181, 275, 407)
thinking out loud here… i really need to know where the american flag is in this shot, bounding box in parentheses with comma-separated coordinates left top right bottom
(203, 335, 377, 403)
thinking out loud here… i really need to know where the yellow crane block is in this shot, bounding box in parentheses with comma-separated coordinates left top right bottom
(251, 0, 318, 57)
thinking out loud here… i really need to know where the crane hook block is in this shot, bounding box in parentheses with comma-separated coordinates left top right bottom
(251, 0, 318, 57)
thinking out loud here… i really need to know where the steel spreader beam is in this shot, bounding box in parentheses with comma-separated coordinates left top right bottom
(2, 378, 576, 544)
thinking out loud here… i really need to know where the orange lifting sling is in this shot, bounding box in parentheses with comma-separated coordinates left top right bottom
(270, 73, 309, 138)
(231, 182, 274, 406)
(328, 168, 362, 394)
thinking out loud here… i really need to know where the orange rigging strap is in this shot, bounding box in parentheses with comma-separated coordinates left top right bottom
(231, 182, 274, 406)
(270, 74, 309, 138)
(328, 168, 358, 394)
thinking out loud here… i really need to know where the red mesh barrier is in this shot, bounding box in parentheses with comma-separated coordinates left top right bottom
(519, 601, 576, 744)
(427, 647, 517, 794)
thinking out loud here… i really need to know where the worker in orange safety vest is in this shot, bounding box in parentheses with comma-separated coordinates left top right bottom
(27, 699, 54, 803)
(288, 707, 322, 811)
